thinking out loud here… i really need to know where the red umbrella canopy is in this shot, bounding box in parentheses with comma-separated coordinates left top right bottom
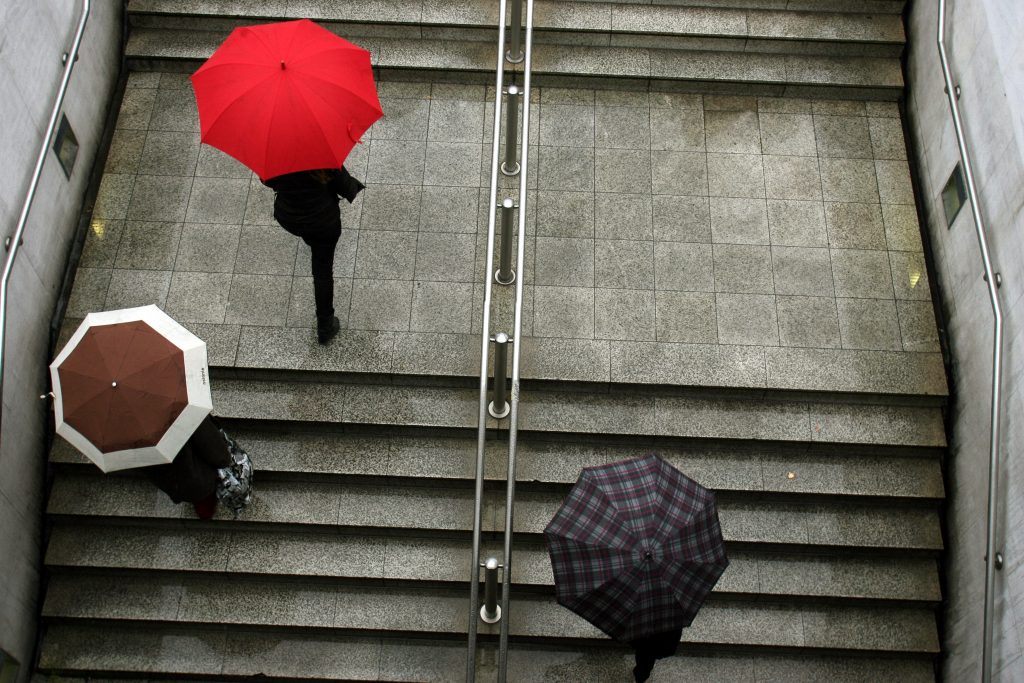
(190, 19, 384, 180)
(56, 321, 188, 453)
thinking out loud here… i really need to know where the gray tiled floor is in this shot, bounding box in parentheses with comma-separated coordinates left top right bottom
(73, 72, 939, 372)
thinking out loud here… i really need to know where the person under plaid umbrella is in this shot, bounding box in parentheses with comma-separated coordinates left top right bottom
(543, 453, 729, 681)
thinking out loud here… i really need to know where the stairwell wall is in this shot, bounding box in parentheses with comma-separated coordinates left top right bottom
(904, 1, 1024, 681)
(0, 3, 121, 681)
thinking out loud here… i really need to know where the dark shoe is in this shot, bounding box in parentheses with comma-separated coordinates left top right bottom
(317, 315, 340, 344)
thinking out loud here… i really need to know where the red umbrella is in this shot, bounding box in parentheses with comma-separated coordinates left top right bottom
(190, 19, 383, 180)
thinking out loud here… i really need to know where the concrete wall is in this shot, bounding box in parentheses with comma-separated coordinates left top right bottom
(904, 1, 1024, 681)
(0, 2, 121, 680)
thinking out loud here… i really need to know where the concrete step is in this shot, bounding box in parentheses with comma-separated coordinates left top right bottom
(39, 621, 934, 682)
(44, 523, 941, 602)
(195, 376, 947, 447)
(124, 27, 903, 100)
(127, 0, 904, 58)
(41, 572, 939, 653)
(50, 427, 945, 500)
(46, 471, 942, 551)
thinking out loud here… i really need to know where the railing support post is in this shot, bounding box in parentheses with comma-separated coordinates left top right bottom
(489, 333, 510, 419)
(495, 198, 516, 285)
(501, 85, 520, 176)
(480, 557, 502, 623)
(506, 0, 524, 64)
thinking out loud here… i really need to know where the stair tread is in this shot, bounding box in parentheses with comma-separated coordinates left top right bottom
(39, 621, 934, 682)
(127, 0, 904, 45)
(45, 524, 942, 601)
(46, 473, 943, 550)
(51, 429, 946, 499)
(125, 27, 903, 92)
(42, 573, 939, 652)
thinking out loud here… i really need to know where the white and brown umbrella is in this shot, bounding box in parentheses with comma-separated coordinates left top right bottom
(49, 305, 212, 472)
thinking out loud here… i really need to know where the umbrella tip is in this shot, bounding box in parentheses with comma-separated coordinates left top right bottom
(281, 60, 286, 70)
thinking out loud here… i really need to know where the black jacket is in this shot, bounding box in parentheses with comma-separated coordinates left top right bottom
(143, 416, 230, 504)
(262, 166, 364, 237)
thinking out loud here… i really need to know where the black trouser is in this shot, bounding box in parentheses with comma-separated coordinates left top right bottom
(299, 218, 341, 322)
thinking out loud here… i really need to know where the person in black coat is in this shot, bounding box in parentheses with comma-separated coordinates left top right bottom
(262, 166, 364, 344)
(142, 415, 231, 519)
(630, 626, 683, 682)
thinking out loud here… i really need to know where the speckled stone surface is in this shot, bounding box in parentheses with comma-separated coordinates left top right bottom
(43, 6, 951, 676)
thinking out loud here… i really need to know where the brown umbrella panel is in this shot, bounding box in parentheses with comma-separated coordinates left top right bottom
(56, 320, 188, 453)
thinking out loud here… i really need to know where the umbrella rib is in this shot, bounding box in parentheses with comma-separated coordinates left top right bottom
(199, 72, 278, 143)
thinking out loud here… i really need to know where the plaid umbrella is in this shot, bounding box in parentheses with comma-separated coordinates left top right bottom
(543, 453, 728, 642)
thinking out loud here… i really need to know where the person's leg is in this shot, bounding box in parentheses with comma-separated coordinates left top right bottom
(304, 223, 341, 343)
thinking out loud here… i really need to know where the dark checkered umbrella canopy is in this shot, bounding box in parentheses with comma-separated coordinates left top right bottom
(543, 453, 728, 642)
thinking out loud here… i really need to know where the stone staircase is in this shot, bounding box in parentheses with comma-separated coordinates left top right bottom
(124, 0, 906, 99)
(36, 0, 952, 680)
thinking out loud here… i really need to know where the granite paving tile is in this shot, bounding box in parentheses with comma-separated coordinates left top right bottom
(875, 159, 916, 204)
(713, 245, 773, 294)
(360, 184, 422, 232)
(538, 146, 595, 192)
(243, 176, 276, 225)
(653, 195, 711, 242)
(126, 175, 192, 222)
(93, 173, 136, 220)
(596, 148, 652, 194)
(595, 288, 655, 340)
(224, 273, 291, 326)
(104, 128, 146, 175)
(195, 144, 251, 178)
(760, 452, 944, 499)
(538, 190, 595, 238)
(116, 86, 156, 130)
(424, 141, 482, 187)
(763, 154, 821, 201)
(333, 586, 468, 632)
(650, 106, 705, 152)
(710, 197, 769, 245)
(707, 153, 765, 198)
(758, 112, 816, 156)
(348, 279, 413, 331)
(232, 224, 297, 275)
(757, 554, 939, 600)
(869, 116, 907, 160)
(824, 201, 886, 249)
(882, 203, 924, 251)
(830, 248, 895, 298)
(716, 292, 779, 345)
(539, 104, 595, 147)
(776, 295, 841, 348)
(383, 537, 472, 583)
(185, 176, 249, 224)
(175, 223, 240, 272)
(164, 271, 231, 324)
(380, 640, 472, 682)
(594, 105, 651, 149)
(837, 297, 902, 350)
(897, 299, 941, 352)
(104, 269, 172, 309)
(654, 290, 718, 343)
(651, 151, 709, 196)
(409, 281, 475, 333)
(286, 276, 352, 329)
(656, 241, 714, 293)
(240, 480, 341, 526)
(766, 199, 827, 247)
(113, 220, 182, 270)
(137, 130, 199, 176)
(813, 114, 872, 158)
(186, 322, 240, 366)
(819, 157, 879, 203)
(595, 239, 654, 289)
(392, 331, 479, 375)
(149, 87, 200, 133)
(367, 138, 426, 184)
(772, 246, 834, 297)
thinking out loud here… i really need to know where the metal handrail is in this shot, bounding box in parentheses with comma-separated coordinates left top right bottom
(496, 1, 533, 679)
(0, 0, 91, 448)
(466, 0, 511, 678)
(936, 3, 1004, 682)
